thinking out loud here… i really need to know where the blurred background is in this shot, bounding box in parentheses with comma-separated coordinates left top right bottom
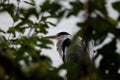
(0, 0, 119, 67)
(0, 0, 120, 80)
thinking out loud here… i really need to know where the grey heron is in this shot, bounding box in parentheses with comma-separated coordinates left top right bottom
(44, 32, 93, 63)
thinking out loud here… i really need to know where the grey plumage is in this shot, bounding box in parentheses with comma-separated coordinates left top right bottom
(65, 38, 86, 63)
(56, 32, 90, 63)
(44, 32, 93, 63)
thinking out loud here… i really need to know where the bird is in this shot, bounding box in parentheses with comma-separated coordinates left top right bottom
(43, 32, 93, 63)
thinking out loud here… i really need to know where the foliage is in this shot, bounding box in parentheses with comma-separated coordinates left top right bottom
(0, 0, 120, 80)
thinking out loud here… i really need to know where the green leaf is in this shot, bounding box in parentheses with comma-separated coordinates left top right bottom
(67, 1, 83, 17)
(112, 1, 120, 13)
(98, 39, 116, 56)
(40, 0, 50, 12)
(19, 8, 38, 19)
(24, 1, 35, 6)
(6, 4, 17, 22)
(40, 23, 49, 34)
(106, 16, 118, 26)
(7, 27, 16, 37)
(98, 39, 120, 79)
(38, 38, 53, 49)
(46, 22, 56, 26)
(34, 23, 48, 34)
(0, 29, 5, 34)
(49, 2, 61, 14)
(40, 1, 61, 16)
(15, 19, 33, 28)
(39, 38, 53, 44)
(94, 0, 107, 15)
(41, 16, 47, 22)
(76, 15, 116, 42)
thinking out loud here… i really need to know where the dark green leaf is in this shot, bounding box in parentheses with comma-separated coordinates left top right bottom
(38, 38, 53, 49)
(112, 1, 120, 13)
(7, 27, 16, 37)
(49, 2, 61, 14)
(15, 19, 33, 28)
(40, 0, 50, 12)
(94, 0, 107, 15)
(0, 29, 5, 33)
(40, 23, 49, 34)
(67, 1, 84, 17)
(19, 8, 39, 19)
(46, 22, 56, 26)
(39, 38, 53, 44)
(24, 1, 35, 6)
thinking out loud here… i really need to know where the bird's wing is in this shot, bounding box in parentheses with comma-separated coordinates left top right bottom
(65, 38, 87, 63)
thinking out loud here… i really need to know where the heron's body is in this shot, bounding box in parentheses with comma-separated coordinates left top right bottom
(65, 38, 86, 63)
(44, 32, 93, 63)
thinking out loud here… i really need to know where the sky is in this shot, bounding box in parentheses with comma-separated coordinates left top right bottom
(0, 0, 119, 67)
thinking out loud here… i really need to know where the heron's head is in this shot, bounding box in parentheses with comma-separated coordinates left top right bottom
(43, 32, 72, 61)
(43, 32, 71, 40)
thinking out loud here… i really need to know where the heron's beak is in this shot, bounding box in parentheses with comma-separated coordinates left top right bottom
(43, 35, 58, 39)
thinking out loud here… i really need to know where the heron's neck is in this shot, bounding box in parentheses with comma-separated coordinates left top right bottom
(56, 35, 72, 61)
